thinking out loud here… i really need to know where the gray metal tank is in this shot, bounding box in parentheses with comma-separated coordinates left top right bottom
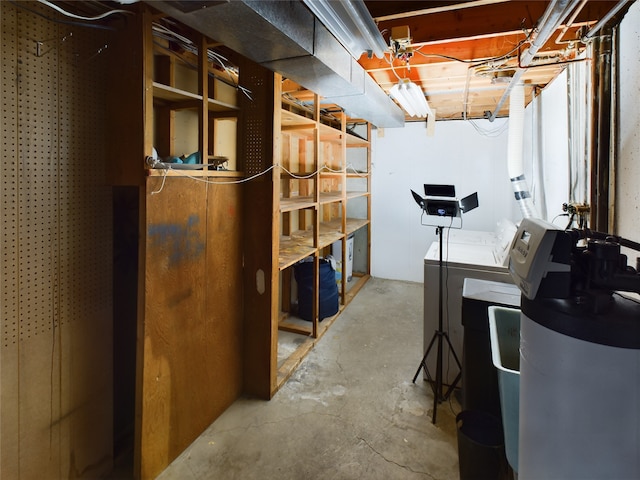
(518, 294, 640, 479)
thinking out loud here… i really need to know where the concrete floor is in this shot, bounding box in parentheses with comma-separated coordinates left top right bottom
(155, 277, 461, 480)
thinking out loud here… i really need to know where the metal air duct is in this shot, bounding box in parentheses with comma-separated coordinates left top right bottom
(148, 0, 405, 128)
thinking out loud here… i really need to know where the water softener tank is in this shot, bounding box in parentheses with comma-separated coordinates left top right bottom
(518, 294, 640, 479)
(508, 219, 640, 479)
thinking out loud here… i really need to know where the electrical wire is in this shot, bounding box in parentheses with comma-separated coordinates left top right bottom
(346, 164, 371, 177)
(151, 164, 279, 194)
(468, 118, 509, 137)
(9, 0, 119, 30)
(321, 165, 346, 174)
(152, 22, 252, 99)
(279, 165, 323, 179)
(150, 162, 371, 195)
(37, 0, 133, 20)
(390, 21, 535, 71)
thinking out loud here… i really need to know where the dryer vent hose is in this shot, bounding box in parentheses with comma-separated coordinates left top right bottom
(507, 84, 539, 219)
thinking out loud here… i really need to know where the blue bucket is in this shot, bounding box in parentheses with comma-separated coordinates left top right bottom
(488, 306, 521, 473)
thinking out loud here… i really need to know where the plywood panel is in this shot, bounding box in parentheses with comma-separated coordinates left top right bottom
(140, 175, 244, 479)
(106, 3, 146, 186)
(141, 177, 207, 478)
(204, 181, 244, 412)
(1, 2, 113, 479)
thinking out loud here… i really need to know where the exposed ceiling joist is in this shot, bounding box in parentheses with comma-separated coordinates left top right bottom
(360, 0, 632, 121)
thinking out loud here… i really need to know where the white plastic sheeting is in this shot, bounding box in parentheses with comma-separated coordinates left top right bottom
(508, 84, 539, 219)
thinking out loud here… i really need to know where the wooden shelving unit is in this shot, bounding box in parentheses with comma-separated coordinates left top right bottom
(272, 77, 372, 394)
(108, 8, 373, 475)
(108, 7, 247, 479)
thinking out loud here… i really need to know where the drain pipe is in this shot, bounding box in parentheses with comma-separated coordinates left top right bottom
(487, 0, 581, 122)
(508, 83, 540, 218)
(582, 0, 630, 41)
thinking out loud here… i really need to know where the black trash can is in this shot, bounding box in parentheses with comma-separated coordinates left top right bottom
(461, 279, 520, 418)
(456, 410, 507, 480)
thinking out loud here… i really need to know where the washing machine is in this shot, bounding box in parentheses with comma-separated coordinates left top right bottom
(422, 221, 517, 384)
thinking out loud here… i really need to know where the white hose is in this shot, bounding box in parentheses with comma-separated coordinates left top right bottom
(508, 84, 539, 218)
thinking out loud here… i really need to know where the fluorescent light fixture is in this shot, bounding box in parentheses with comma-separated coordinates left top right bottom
(302, 0, 388, 59)
(390, 79, 432, 117)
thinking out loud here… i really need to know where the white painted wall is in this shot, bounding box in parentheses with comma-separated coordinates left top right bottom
(371, 79, 571, 282)
(370, 1, 640, 283)
(371, 119, 519, 282)
(616, 1, 640, 255)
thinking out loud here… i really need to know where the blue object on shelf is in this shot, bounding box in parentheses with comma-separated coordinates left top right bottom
(182, 151, 200, 164)
(294, 259, 339, 322)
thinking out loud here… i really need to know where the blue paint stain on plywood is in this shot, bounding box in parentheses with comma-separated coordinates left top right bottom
(148, 215, 205, 266)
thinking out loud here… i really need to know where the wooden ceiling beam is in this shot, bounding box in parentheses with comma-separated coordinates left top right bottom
(372, 1, 619, 45)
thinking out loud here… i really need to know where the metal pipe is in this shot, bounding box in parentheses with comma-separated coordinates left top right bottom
(487, 0, 581, 121)
(582, 0, 630, 41)
(589, 32, 613, 232)
(521, 0, 579, 65)
(555, 0, 588, 44)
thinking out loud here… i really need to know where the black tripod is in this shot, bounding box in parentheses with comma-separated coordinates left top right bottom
(413, 225, 462, 424)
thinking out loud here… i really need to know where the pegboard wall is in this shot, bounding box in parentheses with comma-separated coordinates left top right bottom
(1, 1, 113, 477)
(1, 1, 112, 344)
(238, 60, 274, 177)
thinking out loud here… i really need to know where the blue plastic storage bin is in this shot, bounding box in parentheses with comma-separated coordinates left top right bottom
(488, 306, 520, 473)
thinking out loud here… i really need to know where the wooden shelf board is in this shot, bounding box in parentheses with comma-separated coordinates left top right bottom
(345, 218, 369, 235)
(153, 82, 238, 112)
(276, 337, 315, 389)
(346, 171, 370, 178)
(279, 234, 315, 270)
(318, 123, 343, 143)
(281, 110, 316, 129)
(346, 134, 369, 146)
(316, 218, 369, 244)
(280, 105, 366, 147)
(319, 191, 344, 204)
(318, 225, 344, 249)
(275, 308, 344, 391)
(279, 196, 317, 212)
(344, 274, 370, 305)
(278, 321, 313, 336)
(153, 82, 200, 102)
(207, 96, 239, 112)
(346, 191, 370, 200)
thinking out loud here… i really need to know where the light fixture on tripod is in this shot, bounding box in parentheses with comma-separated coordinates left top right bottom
(390, 79, 432, 118)
(410, 184, 478, 424)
